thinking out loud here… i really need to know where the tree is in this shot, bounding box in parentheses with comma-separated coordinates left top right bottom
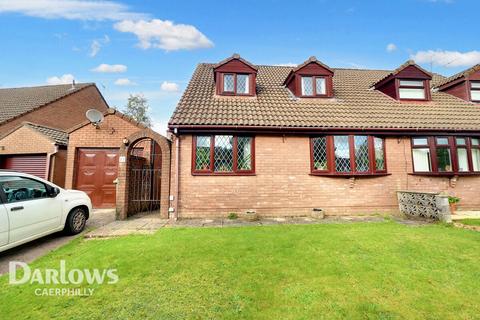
(123, 94, 152, 127)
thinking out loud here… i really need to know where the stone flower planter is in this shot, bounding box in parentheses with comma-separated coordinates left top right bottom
(243, 210, 258, 221)
(311, 208, 325, 219)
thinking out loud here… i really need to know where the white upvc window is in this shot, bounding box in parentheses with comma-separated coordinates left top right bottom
(399, 79, 426, 100)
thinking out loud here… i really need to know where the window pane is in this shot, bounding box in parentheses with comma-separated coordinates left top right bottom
(436, 137, 449, 145)
(334, 136, 351, 172)
(0, 176, 47, 203)
(315, 78, 326, 95)
(472, 138, 479, 146)
(354, 136, 369, 172)
(195, 136, 211, 170)
(374, 137, 385, 171)
(456, 137, 466, 145)
(214, 135, 234, 172)
(236, 74, 249, 94)
(412, 148, 431, 172)
(472, 149, 480, 171)
(457, 148, 469, 172)
(436, 148, 452, 172)
(301, 77, 313, 96)
(312, 137, 328, 170)
(471, 90, 480, 101)
(237, 137, 252, 170)
(223, 74, 234, 92)
(399, 88, 425, 99)
(412, 137, 428, 146)
(399, 80, 424, 87)
(471, 82, 480, 89)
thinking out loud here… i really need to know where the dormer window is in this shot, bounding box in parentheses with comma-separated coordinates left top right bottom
(301, 76, 326, 96)
(398, 79, 426, 100)
(471, 81, 480, 102)
(214, 54, 257, 97)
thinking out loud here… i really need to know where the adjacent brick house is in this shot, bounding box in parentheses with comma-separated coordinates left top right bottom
(0, 83, 108, 187)
(168, 55, 480, 218)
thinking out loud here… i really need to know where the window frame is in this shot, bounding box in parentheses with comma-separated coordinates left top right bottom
(300, 75, 328, 98)
(220, 73, 252, 96)
(310, 135, 387, 176)
(192, 135, 255, 175)
(470, 81, 480, 103)
(411, 136, 480, 175)
(397, 78, 429, 101)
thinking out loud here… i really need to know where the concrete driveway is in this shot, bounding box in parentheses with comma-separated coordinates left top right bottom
(0, 209, 115, 275)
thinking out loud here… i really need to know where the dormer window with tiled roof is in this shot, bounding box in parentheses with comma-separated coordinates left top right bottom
(214, 54, 257, 97)
(435, 64, 480, 103)
(284, 56, 334, 98)
(374, 60, 432, 101)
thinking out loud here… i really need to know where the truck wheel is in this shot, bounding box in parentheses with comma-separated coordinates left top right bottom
(64, 207, 88, 235)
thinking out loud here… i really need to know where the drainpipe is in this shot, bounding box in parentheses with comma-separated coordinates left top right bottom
(174, 128, 180, 220)
(46, 145, 59, 182)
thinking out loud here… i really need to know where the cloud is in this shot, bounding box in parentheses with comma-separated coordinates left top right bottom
(386, 43, 397, 53)
(46, 74, 75, 85)
(0, 0, 147, 21)
(114, 19, 213, 51)
(89, 35, 110, 57)
(91, 63, 127, 73)
(274, 63, 297, 67)
(160, 81, 179, 92)
(411, 50, 480, 67)
(114, 78, 136, 86)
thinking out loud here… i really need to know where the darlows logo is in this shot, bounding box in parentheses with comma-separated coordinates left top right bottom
(9, 260, 119, 296)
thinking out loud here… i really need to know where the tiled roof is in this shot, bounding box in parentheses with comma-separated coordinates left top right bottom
(24, 122, 68, 146)
(0, 83, 93, 124)
(436, 64, 480, 88)
(169, 63, 480, 131)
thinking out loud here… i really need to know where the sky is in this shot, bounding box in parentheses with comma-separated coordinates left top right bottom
(0, 0, 479, 134)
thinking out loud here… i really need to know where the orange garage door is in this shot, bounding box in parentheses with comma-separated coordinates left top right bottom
(75, 148, 118, 208)
(0, 154, 47, 179)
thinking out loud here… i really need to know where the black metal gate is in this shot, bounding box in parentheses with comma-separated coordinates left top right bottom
(127, 138, 162, 216)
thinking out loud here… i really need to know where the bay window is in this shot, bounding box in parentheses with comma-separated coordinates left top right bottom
(411, 137, 480, 174)
(471, 81, 480, 102)
(301, 76, 327, 96)
(398, 79, 426, 100)
(311, 135, 387, 175)
(193, 135, 254, 174)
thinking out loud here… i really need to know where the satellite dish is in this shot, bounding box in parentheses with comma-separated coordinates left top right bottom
(86, 109, 104, 126)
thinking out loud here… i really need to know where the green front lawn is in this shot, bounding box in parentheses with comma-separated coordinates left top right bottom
(457, 219, 480, 226)
(1, 221, 479, 319)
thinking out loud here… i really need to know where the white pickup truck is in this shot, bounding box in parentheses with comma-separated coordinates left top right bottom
(0, 171, 92, 253)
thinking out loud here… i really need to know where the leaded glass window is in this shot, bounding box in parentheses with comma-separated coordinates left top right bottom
(316, 78, 326, 95)
(301, 77, 313, 96)
(214, 135, 234, 172)
(223, 74, 234, 92)
(195, 136, 211, 170)
(312, 137, 328, 171)
(374, 137, 385, 171)
(354, 136, 369, 172)
(236, 74, 249, 94)
(334, 136, 351, 173)
(237, 137, 252, 170)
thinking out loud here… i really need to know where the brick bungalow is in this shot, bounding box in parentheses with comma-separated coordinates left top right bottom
(0, 83, 109, 186)
(167, 55, 480, 218)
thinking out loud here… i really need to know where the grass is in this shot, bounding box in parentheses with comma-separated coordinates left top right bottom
(457, 219, 480, 226)
(1, 221, 480, 319)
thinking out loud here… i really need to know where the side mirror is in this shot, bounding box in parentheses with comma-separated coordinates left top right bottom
(47, 186, 60, 198)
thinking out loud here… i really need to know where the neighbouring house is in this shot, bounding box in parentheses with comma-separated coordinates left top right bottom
(167, 54, 480, 218)
(0, 83, 109, 186)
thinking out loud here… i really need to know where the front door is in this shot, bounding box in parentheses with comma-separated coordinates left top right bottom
(0, 176, 62, 244)
(0, 205, 7, 247)
(75, 148, 118, 208)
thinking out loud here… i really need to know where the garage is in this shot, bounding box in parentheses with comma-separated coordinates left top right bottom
(0, 154, 47, 179)
(75, 148, 118, 208)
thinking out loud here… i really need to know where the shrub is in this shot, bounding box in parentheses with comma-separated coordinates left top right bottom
(448, 196, 460, 204)
(227, 212, 238, 220)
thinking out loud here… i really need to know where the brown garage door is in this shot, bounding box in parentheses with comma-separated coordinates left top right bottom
(0, 154, 47, 179)
(75, 148, 119, 208)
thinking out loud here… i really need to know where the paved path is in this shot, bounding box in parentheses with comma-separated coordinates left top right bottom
(0, 209, 115, 275)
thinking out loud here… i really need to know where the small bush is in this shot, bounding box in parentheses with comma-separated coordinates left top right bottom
(448, 196, 460, 204)
(227, 212, 238, 220)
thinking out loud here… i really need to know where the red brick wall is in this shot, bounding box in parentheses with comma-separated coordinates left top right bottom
(65, 113, 142, 189)
(172, 134, 480, 218)
(0, 86, 108, 135)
